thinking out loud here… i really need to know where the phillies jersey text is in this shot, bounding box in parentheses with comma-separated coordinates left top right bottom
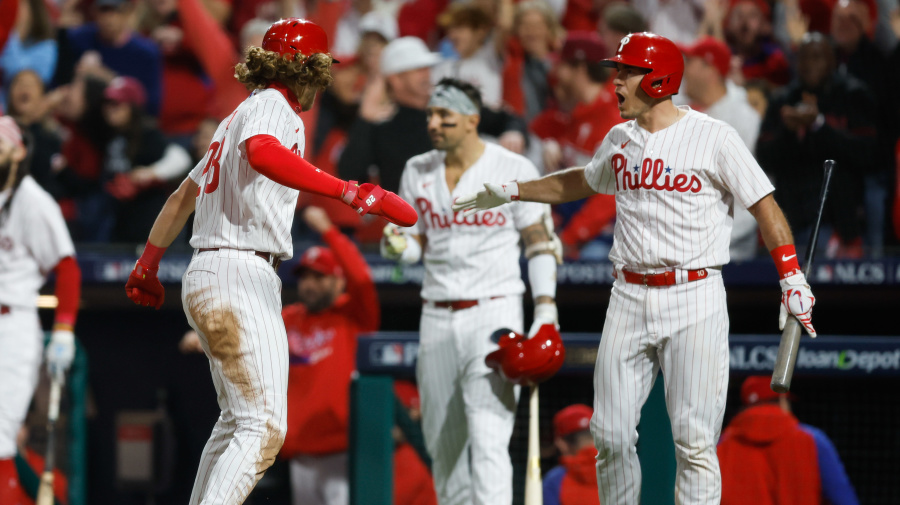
(189, 88, 306, 259)
(400, 143, 547, 301)
(584, 107, 774, 271)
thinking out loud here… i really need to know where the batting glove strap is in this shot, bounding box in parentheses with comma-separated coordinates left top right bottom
(779, 273, 816, 337)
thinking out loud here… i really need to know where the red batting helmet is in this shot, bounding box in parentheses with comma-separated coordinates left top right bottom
(262, 18, 332, 59)
(600, 32, 683, 99)
(485, 325, 566, 386)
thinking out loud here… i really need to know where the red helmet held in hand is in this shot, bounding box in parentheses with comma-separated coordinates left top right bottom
(262, 18, 332, 59)
(600, 32, 683, 99)
(485, 324, 566, 386)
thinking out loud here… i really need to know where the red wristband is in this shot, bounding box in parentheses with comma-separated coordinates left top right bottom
(770, 244, 801, 279)
(140, 241, 167, 269)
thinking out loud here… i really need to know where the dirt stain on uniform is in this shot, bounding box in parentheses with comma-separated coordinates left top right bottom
(187, 290, 259, 401)
(256, 419, 284, 477)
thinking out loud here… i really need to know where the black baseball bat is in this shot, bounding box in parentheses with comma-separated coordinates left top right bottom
(771, 159, 835, 393)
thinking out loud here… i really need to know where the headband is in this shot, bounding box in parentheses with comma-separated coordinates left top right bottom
(428, 84, 479, 116)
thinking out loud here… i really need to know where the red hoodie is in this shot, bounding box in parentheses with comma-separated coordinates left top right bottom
(559, 446, 601, 505)
(717, 404, 821, 505)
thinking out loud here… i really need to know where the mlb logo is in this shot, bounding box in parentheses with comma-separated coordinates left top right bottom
(373, 343, 404, 365)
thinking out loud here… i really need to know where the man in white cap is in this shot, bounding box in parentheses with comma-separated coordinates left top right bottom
(339, 36, 529, 193)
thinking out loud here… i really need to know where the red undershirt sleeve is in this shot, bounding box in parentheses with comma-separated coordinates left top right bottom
(53, 256, 81, 327)
(245, 134, 347, 199)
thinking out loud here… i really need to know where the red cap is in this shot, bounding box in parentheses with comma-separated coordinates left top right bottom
(553, 404, 593, 438)
(560, 31, 607, 64)
(728, 0, 772, 20)
(293, 246, 343, 277)
(682, 36, 732, 78)
(104, 77, 147, 107)
(394, 380, 421, 410)
(741, 376, 794, 405)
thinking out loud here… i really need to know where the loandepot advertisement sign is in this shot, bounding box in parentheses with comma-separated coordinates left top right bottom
(729, 336, 900, 376)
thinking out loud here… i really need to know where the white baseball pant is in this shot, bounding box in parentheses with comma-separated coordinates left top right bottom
(416, 295, 523, 505)
(591, 272, 729, 505)
(182, 249, 289, 505)
(0, 307, 43, 458)
(289, 452, 349, 505)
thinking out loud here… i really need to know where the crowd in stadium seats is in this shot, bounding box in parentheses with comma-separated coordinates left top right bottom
(1, 0, 899, 257)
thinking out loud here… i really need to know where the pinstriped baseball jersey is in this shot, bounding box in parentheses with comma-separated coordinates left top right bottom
(583, 107, 774, 271)
(189, 88, 305, 260)
(399, 143, 548, 301)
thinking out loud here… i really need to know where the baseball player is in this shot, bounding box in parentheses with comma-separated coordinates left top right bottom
(0, 116, 81, 502)
(381, 77, 562, 505)
(453, 32, 817, 504)
(122, 19, 416, 504)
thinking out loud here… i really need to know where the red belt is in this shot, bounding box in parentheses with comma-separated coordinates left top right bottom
(615, 268, 709, 286)
(0, 305, 10, 315)
(198, 248, 282, 271)
(426, 296, 503, 311)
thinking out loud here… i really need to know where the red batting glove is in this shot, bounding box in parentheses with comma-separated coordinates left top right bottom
(342, 181, 418, 227)
(126, 260, 165, 309)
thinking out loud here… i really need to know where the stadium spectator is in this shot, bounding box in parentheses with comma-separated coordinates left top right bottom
(432, 2, 504, 109)
(93, 77, 191, 242)
(722, 0, 792, 86)
(0, 0, 57, 108)
(542, 404, 600, 505)
(597, 2, 650, 59)
(830, 0, 894, 255)
(338, 36, 528, 193)
(356, 11, 398, 77)
(718, 376, 859, 505)
(680, 37, 761, 260)
(137, 0, 216, 145)
(530, 32, 619, 172)
(501, 0, 562, 121)
(5, 70, 65, 200)
(631, 0, 705, 44)
(529, 32, 619, 259)
(303, 57, 366, 231)
(279, 206, 380, 505)
(757, 33, 876, 258)
(55, 0, 163, 116)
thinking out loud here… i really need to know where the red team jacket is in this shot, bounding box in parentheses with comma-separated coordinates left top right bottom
(279, 228, 380, 457)
(717, 404, 821, 505)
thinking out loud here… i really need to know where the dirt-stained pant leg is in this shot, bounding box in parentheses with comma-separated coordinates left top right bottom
(182, 250, 289, 505)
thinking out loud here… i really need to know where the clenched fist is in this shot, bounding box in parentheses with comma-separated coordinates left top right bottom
(125, 260, 165, 309)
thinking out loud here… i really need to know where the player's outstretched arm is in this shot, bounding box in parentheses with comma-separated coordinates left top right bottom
(749, 194, 816, 337)
(244, 134, 417, 226)
(125, 176, 199, 309)
(452, 167, 596, 216)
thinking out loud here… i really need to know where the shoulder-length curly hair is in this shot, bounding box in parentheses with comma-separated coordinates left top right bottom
(234, 48, 334, 92)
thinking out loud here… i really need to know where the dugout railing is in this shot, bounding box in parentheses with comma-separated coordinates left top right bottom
(350, 333, 900, 505)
